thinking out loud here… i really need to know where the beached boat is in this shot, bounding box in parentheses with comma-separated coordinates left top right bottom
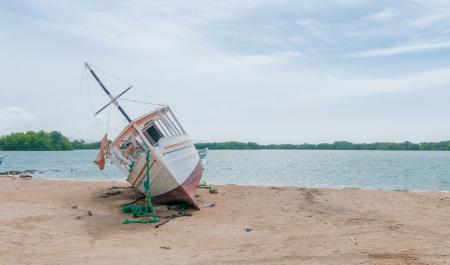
(85, 63, 204, 209)
(0, 155, 6, 165)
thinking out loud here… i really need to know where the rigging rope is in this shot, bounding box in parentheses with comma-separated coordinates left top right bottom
(89, 63, 132, 86)
(105, 104, 112, 135)
(88, 63, 166, 106)
(85, 67, 95, 115)
(121, 150, 159, 224)
(133, 86, 166, 106)
(119, 98, 165, 106)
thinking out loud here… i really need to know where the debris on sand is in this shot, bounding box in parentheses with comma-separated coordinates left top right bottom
(99, 190, 122, 198)
(200, 203, 215, 208)
(71, 206, 78, 209)
(198, 182, 211, 189)
(160, 246, 171, 250)
(155, 218, 172, 228)
(209, 189, 218, 194)
(109, 186, 133, 190)
(245, 228, 253, 232)
(19, 175, 32, 179)
(0, 170, 37, 177)
(88, 211, 93, 216)
(0, 171, 22, 176)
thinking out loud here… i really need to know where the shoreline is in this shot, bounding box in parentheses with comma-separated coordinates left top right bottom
(0, 148, 450, 153)
(1, 176, 450, 264)
(6, 173, 450, 194)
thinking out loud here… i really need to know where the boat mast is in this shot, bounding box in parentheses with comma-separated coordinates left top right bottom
(85, 62, 132, 123)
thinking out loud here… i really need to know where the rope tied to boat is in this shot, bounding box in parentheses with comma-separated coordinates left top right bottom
(121, 150, 159, 224)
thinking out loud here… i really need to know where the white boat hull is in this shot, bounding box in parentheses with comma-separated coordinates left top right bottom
(120, 135, 203, 209)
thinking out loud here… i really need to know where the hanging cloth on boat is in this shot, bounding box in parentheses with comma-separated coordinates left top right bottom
(94, 134, 109, 170)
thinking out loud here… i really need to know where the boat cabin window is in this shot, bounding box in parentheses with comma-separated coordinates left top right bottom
(120, 135, 148, 159)
(141, 109, 186, 146)
(144, 123, 163, 146)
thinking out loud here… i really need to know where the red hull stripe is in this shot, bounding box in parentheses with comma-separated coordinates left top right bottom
(152, 161, 203, 210)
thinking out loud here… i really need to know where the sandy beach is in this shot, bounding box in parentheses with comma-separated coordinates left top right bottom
(1, 176, 450, 264)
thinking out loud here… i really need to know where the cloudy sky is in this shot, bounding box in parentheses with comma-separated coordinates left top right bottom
(1, 0, 450, 144)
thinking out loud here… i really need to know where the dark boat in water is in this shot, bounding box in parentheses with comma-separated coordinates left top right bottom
(0, 155, 7, 165)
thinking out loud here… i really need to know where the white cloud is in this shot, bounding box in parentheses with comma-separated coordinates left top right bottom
(313, 67, 450, 99)
(2, 1, 450, 142)
(366, 7, 397, 21)
(225, 67, 450, 105)
(342, 41, 450, 58)
(412, 8, 450, 28)
(413, 13, 448, 27)
(0, 107, 38, 135)
(295, 19, 331, 43)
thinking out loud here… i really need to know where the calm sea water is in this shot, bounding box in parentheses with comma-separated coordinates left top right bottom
(1, 150, 450, 192)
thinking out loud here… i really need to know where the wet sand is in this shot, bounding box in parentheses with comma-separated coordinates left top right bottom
(1, 176, 450, 264)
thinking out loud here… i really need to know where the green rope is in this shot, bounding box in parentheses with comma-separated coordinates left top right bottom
(122, 151, 159, 224)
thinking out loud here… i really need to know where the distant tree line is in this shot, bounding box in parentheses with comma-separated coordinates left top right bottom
(2, 131, 450, 151)
(194, 141, 450, 151)
(0, 131, 100, 151)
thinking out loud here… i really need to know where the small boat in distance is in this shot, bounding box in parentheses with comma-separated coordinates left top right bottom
(85, 63, 205, 209)
(197, 148, 208, 165)
(0, 155, 7, 165)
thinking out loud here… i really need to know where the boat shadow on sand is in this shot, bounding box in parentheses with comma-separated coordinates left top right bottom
(79, 185, 212, 240)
